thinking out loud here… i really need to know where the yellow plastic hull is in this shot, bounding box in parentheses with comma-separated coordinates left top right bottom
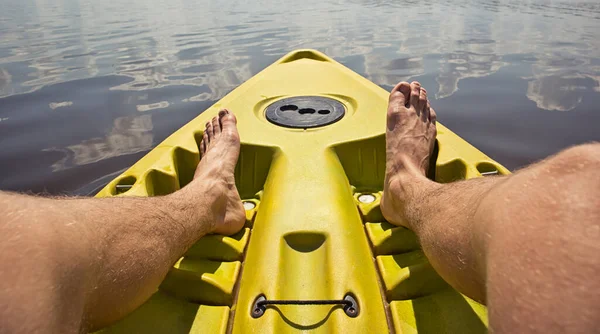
(96, 50, 508, 333)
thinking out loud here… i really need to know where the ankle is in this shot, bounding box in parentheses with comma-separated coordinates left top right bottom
(386, 168, 432, 194)
(383, 172, 439, 229)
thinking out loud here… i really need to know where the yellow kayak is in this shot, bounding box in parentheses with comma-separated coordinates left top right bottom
(96, 49, 509, 333)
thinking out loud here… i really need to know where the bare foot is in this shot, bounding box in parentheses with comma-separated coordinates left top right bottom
(381, 81, 437, 228)
(191, 109, 245, 235)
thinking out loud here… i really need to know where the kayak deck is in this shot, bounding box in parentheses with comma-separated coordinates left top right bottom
(96, 49, 508, 333)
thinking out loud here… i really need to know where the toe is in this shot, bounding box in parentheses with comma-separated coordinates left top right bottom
(220, 109, 238, 129)
(389, 82, 411, 106)
(218, 109, 226, 129)
(399, 83, 411, 104)
(212, 116, 221, 136)
(218, 109, 235, 129)
(201, 134, 207, 156)
(420, 88, 429, 121)
(409, 81, 421, 112)
(206, 121, 213, 140)
(203, 131, 209, 150)
(218, 110, 240, 145)
(429, 105, 437, 124)
(386, 107, 402, 132)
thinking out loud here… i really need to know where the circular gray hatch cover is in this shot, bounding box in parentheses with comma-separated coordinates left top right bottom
(265, 96, 345, 129)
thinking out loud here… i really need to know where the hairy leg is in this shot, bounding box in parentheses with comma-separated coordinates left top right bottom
(381, 81, 600, 333)
(0, 110, 245, 333)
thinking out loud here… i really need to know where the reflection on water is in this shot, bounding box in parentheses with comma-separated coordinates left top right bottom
(49, 101, 73, 110)
(0, 0, 599, 194)
(46, 114, 154, 172)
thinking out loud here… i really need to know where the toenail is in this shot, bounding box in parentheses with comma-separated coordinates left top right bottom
(205, 122, 210, 127)
(219, 110, 227, 117)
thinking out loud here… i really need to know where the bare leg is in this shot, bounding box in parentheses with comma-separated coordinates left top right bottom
(381, 81, 600, 333)
(0, 110, 245, 332)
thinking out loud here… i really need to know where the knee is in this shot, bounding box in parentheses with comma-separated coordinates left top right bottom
(549, 143, 600, 175)
(543, 143, 600, 192)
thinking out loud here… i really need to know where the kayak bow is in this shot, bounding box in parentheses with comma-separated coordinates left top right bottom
(96, 49, 508, 333)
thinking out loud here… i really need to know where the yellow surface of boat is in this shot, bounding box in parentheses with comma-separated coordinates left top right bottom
(95, 49, 509, 333)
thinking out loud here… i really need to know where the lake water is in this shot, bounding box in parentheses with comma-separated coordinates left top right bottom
(1, 0, 599, 195)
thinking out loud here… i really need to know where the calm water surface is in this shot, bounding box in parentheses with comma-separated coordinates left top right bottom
(1, 0, 599, 194)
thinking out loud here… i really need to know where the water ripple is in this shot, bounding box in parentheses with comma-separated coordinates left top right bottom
(0, 0, 599, 193)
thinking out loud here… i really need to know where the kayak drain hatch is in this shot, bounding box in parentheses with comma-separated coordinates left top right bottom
(265, 96, 345, 129)
(358, 194, 376, 204)
(242, 201, 256, 210)
(251, 294, 359, 318)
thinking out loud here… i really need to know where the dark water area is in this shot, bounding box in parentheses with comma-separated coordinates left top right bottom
(1, 0, 599, 195)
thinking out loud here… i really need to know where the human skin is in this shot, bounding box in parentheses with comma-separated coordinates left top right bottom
(381, 81, 600, 333)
